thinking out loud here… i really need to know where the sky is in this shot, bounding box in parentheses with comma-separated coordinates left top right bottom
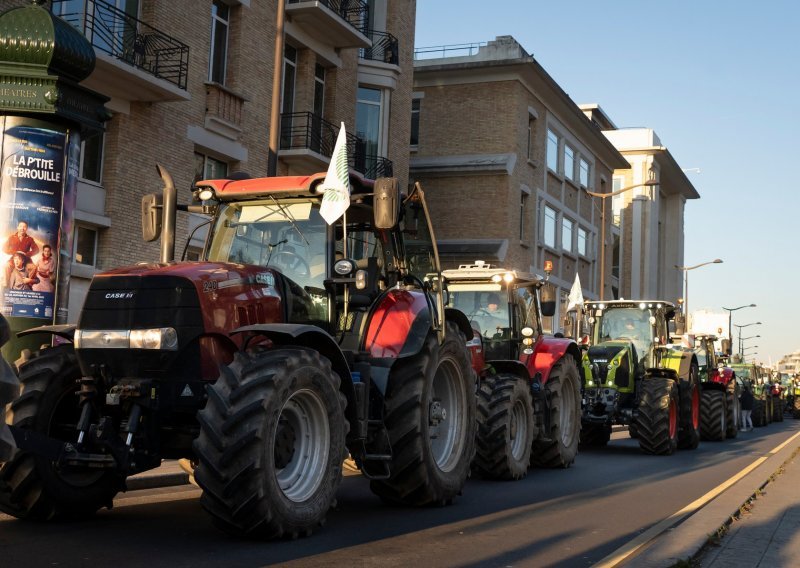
(415, 0, 800, 366)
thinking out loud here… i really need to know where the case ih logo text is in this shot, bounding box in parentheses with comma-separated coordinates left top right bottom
(104, 292, 135, 299)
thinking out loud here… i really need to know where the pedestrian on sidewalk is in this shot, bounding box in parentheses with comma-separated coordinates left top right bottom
(740, 385, 754, 431)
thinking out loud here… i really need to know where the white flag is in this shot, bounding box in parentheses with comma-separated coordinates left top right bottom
(566, 272, 584, 312)
(319, 122, 351, 225)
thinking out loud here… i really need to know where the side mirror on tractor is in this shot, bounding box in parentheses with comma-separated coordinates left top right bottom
(674, 312, 686, 336)
(540, 286, 556, 317)
(141, 193, 163, 242)
(374, 177, 399, 229)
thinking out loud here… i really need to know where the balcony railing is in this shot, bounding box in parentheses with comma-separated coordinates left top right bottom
(287, 0, 369, 34)
(205, 83, 245, 127)
(360, 30, 398, 65)
(52, 0, 189, 90)
(281, 112, 392, 179)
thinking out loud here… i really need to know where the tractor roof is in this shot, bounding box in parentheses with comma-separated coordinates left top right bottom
(195, 172, 374, 202)
(441, 261, 541, 286)
(584, 299, 677, 310)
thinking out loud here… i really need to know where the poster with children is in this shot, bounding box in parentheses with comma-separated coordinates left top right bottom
(0, 117, 67, 320)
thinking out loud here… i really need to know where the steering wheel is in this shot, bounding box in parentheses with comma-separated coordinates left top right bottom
(270, 250, 310, 277)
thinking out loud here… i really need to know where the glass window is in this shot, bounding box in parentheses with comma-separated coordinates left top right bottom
(577, 227, 587, 256)
(579, 158, 590, 187)
(564, 145, 575, 181)
(562, 218, 573, 252)
(410, 98, 421, 146)
(357, 86, 384, 172)
(74, 225, 98, 266)
(80, 132, 104, 183)
(527, 117, 534, 160)
(543, 205, 556, 248)
(519, 191, 528, 241)
(612, 233, 620, 278)
(209, 0, 229, 84)
(546, 129, 558, 171)
(282, 45, 297, 115)
(194, 152, 228, 182)
(515, 285, 541, 336)
(612, 176, 624, 226)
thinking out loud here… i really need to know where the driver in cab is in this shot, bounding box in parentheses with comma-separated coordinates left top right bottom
(473, 293, 508, 339)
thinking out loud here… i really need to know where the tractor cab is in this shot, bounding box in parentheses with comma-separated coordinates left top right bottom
(441, 261, 549, 361)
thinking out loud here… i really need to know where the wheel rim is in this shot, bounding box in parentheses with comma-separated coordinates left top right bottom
(558, 375, 578, 446)
(509, 397, 529, 460)
(274, 388, 330, 503)
(668, 395, 678, 439)
(429, 356, 468, 472)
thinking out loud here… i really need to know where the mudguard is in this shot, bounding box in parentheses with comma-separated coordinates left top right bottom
(656, 348, 695, 381)
(0, 316, 19, 461)
(364, 288, 432, 359)
(525, 335, 581, 385)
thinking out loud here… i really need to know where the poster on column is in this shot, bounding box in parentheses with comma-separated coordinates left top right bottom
(0, 117, 67, 320)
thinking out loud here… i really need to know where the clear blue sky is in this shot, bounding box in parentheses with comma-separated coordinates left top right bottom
(415, 0, 800, 366)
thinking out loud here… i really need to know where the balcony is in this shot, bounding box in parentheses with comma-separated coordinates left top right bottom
(205, 83, 246, 140)
(52, 0, 190, 103)
(360, 30, 398, 65)
(286, 0, 370, 48)
(280, 112, 392, 179)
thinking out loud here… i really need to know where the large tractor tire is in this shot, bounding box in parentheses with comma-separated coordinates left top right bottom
(473, 373, 534, 480)
(531, 356, 581, 468)
(793, 396, 800, 419)
(772, 396, 784, 422)
(726, 381, 741, 439)
(677, 363, 701, 450)
(699, 389, 727, 442)
(637, 377, 679, 455)
(579, 423, 611, 447)
(753, 399, 767, 427)
(628, 421, 639, 439)
(194, 347, 347, 539)
(370, 321, 476, 506)
(0, 344, 124, 520)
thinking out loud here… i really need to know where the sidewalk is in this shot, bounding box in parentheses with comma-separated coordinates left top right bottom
(625, 427, 800, 567)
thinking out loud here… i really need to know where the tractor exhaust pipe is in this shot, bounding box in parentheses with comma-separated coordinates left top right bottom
(156, 164, 176, 263)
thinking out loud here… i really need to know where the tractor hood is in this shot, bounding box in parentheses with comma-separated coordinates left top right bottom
(587, 341, 630, 362)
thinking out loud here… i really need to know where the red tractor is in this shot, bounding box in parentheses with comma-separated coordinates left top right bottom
(0, 168, 478, 539)
(441, 262, 582, 480)
(691, 334, 739, 441)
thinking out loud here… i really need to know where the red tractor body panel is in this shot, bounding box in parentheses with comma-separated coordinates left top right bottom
(365, 289, 429, 358)
(527, 336, 575, 385)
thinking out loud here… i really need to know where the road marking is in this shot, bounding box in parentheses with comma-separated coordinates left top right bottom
(593, 428, 800, 568)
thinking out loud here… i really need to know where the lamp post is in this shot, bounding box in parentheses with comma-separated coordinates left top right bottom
(735, 322, 762, 355)
(740, 334, 760, 355)
(586, 179, 659, 300)
(675, 258, 724, 321)
(742, 345, 758, 362)
(723, 304, 756, 356)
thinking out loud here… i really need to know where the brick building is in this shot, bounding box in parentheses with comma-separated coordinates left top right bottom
(0, 0, 415, 320)
(411, 36, 629, 331)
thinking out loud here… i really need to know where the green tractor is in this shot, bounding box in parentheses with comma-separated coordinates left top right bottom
(789, 375, 800, 419)
(579, 300, 701, 455)
(691, 334, 739, 441)
(733, 362, 773, 427)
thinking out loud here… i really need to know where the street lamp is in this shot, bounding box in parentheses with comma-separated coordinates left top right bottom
(586, 179, 659, 300)
(722, 304, 757, 356)
(675, 258, 724, 320)
(735, 322, 762, 355)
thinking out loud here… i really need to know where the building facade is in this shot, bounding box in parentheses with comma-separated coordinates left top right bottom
(411, 36, 629, 331)
(0, 0, 415, 321)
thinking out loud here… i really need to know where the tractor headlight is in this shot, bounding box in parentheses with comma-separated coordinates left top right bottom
(130, 328, 178, 350)
(334, 259, 355, 275)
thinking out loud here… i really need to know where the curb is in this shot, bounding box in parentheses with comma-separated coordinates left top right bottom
(126, 471, 190, 491)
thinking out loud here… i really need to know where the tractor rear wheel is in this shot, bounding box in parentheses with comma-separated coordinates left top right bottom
(753, 399, 767, 427)
(579, 423, 611, 447)
(628, 421, 639, 439)
(772, 396, 784, 422)
(531, 356, 581, 468)
(0, 344, 124, 520)
(370, 321, 476, 506)
(637, 377, 679, 455)
(700, 389, 727, 441)
(677, 364, 701, 450)
(473, 374, 534, 480)
(194, 347, 346, 539)
(726, 381, 740, 438)
(793, 396, 800, 419)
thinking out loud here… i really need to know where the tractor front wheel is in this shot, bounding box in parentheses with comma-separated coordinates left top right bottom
(194, 348, 346, 539)
(0, 344, 124, 520)
(473, 374, 534, 480)
(579, 423, 611, 447)
(726, 381, 741, 438)
(700, 389, 727, 442)
(531, 356, 581, 468)
(772, 396, 784, 422)
(677, 364, 701, 450)
(637, 377, 679, 455)
(793, 396, 800, 419)
(370, 321, 476, 506)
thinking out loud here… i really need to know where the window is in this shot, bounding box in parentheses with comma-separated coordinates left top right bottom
(282, 45, 297, 115)
(543, 205, 557, 248)
(410, 98, 421, 146)
(577, 227, 587, 256)
(209, 0, 230, 84)
(357, 86, 385, 173)
(546, 129, 559, 171)
(612, 233, 621, 278)
(74, 225, 98, 266)
(579, 158, 590, 187)
(80, 132, 104, 183)
(612, 176, 625, 226)
(562, 217, 573, 252)
(527, 117, 534, 160)
(564, 145, 575, 181)
(194, 152, 229, 182)
(519, 191, 528, 241)
(312, 64, 326, 153)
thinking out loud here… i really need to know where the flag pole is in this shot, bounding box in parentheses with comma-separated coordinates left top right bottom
(342, 210, 348, 323)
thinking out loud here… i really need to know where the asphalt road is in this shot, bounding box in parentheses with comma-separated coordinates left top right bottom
(2, 420, 798, 568)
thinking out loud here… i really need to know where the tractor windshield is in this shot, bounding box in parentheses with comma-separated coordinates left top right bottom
(449, 287, 510, 340)
(596, 308, 653, 365)
(207, 198, 328, 295)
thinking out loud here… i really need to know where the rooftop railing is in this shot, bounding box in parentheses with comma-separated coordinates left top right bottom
(413, 42, 487, 61)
